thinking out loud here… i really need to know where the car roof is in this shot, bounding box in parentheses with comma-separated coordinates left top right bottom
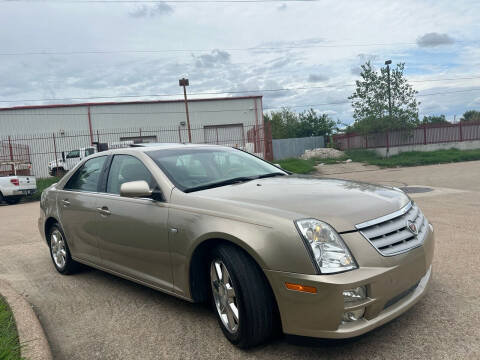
(116, 142, 229, 153)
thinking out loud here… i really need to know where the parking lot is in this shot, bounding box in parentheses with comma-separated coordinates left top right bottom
(1, 161, 479, 360)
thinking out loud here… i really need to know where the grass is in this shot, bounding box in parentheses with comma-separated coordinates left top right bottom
(345, 148, 480, 167)
(276, 158, 317, 174)
(28, 177, 60, 202)
(277, 148, 480, 173)
(0, 296, 22, 360)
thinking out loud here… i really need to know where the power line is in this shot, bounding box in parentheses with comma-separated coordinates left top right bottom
(1, 88, 480, 114)
(0, 76, 479, 103)
(0, 42, 424, 56)
(2, 0, 321, 3)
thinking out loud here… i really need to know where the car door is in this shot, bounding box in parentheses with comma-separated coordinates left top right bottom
(95, 154, 173, 291)
(57, 155, 108, 264)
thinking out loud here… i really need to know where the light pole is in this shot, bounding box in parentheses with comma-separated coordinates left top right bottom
(385, 60, 393, 123)
(179, 77, 192, 143)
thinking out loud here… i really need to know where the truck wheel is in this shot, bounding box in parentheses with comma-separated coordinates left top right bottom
(53, 168, 66, 177)
(48, 224, 80, 275)
(209, 244, 276, 348)
(4, 196, 21, 205)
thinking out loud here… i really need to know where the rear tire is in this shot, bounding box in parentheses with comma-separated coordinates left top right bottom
(4, 196, 21, 205)
(209, 244, 276, 348)
(48, 224, 80, 275)
(52, 168, 66, 177)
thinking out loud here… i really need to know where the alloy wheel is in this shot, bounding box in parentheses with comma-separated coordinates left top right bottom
(51, 229, 67, 269)
(210, 260, 239, 333)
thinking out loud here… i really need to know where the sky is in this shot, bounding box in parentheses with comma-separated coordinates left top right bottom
(1, 0, 480, 124)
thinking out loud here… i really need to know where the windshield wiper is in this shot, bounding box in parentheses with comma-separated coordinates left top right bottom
(184, 176, 255, 193)
(256, 172, 286, 179)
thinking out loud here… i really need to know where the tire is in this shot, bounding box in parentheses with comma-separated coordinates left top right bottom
(52, 168, 66, 177)
(4, 196, 21, 205)
(209, 244, 276, 348)
(48, 223, 80, 275)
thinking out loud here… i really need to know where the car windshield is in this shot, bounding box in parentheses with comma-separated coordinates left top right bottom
(147, 147, 286, 192)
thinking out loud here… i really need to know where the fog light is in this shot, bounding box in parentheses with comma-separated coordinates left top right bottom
(343, 286, 366, 304)
(342, 308, 365, 322)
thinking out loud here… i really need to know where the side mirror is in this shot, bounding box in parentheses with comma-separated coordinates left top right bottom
(120, 181, 152, 198)
(274, 163, 282, 169)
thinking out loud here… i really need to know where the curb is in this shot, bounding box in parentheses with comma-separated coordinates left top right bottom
(0, 279, 53, 360)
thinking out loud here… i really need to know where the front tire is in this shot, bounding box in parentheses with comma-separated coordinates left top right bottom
(48, 224, 80, 275)
(209, 244, 276, 348)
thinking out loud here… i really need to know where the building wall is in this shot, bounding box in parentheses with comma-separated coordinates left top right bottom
(0, 97, 263, 137)
(373, 139, 480, 157)
(0, 96, 266, 177)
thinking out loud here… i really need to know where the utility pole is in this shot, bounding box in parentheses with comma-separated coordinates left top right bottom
(385, 60, 393, 123)
(179, 78, 192, 143)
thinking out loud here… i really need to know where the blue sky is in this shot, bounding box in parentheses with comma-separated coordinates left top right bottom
(0, 0, 479, 124)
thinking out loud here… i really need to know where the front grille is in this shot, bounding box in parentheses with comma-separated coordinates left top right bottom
(356, 202, 428, 256)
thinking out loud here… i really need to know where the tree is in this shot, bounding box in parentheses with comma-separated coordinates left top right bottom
(422, 115, 448, 124)
(460, 110, 480, 123)
(264, 108, 337, 139)
(348, 62, 420, 134)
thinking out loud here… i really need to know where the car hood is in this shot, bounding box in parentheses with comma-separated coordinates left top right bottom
(195, 176, 410, 232)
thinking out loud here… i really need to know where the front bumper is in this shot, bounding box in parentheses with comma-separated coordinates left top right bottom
(265, 228, 434, 339)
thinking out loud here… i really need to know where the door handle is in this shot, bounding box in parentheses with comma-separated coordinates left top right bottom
(96, 206, 111, 216)
(61, 199, 71, 207)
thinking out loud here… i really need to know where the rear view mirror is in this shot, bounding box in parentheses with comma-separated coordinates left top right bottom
(120, 181, 152, 198)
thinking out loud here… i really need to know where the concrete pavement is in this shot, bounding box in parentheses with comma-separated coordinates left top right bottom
(1, 161, 479, 359)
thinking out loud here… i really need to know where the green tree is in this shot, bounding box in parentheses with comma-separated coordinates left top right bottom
(422, 114, 448, 124)
(264, 108, 336, 139)
(460, 110, 480, 123)
(348, 62, 420, 134)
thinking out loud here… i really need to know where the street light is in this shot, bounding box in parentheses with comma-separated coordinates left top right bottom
(179, 77, 192, 143)
(385, 60, 393, 123)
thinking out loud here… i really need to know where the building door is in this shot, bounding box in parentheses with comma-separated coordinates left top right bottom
(204, 124, 245, 148)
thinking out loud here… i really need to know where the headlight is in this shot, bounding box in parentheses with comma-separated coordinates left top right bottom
(295, 219, 357, 274)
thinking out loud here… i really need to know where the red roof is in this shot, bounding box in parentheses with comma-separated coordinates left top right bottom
(0, 95, 263, 112)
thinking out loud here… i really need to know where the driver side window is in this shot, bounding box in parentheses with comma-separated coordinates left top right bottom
(106, 155, 156, 195)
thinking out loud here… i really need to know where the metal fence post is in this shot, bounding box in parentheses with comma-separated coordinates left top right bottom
(459, 121, 463, 141)
(423, 125, 427, 145)
(8, 136, 14, 174)
(386, 131, 390, 152)
(53, 133, 58, 176)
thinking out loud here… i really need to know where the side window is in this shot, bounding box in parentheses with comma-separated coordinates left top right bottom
(64, 156, 107, 192)
(66, 150, 80, 159)
(106, 155, 156, 195)
(85, 148, 95, 156)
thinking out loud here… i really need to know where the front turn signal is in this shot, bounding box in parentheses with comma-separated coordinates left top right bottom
(285, 282, 317, 294)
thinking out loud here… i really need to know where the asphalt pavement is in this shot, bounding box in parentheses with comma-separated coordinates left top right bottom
(1, 160, 479, 359)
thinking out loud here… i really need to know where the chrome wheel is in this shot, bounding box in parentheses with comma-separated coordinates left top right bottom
(50, 229, 67, 269)
(210, 260, 239, 333)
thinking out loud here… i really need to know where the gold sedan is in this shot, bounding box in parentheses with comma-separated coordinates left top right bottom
(39, 144, 434, 348)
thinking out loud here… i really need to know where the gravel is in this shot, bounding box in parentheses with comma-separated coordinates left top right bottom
(301, 148, 346, 160)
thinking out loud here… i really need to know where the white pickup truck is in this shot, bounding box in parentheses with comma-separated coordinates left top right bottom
(48, 146, 96, 177)
(48, 142, 134, 176)
(0, 162, 37, 205)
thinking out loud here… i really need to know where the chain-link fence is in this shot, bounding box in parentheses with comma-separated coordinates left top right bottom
(1, 123, 273, 178)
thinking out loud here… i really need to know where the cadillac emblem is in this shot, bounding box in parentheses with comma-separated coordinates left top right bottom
(407, 220, 418, 235)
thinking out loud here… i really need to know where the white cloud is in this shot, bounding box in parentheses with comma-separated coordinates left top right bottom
(129, 3, 174, 18)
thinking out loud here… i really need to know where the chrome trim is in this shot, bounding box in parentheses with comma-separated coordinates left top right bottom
(355, 201, 413, 230)
(356, 201, 428, 257)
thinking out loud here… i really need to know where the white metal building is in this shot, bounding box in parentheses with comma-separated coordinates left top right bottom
(0, 96, 269, 177)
